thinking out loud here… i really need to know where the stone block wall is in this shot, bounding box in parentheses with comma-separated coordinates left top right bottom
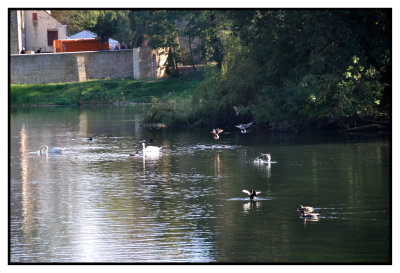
(10, 49, 166, 84)
(11, 52, 79, 84)
(133, 48, 168, 80)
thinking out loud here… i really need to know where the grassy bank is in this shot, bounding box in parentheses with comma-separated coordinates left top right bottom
(10, 67, 389, 132)
(10, 76, 203, 106)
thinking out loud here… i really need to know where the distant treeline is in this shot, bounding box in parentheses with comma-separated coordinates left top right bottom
(33, 10, 392, 130)
(140, 9, 391, 130)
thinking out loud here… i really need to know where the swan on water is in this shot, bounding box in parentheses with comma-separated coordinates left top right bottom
(40, 145, 65, 154)
(142, 142, 161, 155)
(242, 189, 262, 200)
(210, 128, 224, 139)
(235, 122, 253, 133)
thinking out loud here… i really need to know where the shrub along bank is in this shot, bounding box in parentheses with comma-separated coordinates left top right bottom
(10, 65, 389, 132)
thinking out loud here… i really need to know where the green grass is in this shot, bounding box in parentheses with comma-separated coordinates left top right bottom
(10, 77, 203, 106)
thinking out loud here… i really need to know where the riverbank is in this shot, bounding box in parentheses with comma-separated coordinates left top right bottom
(10, 68, 390, 133)
(10, 75, 203, 107)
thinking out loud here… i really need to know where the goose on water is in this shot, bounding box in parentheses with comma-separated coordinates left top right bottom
(235, 122, 253, 133)
(242, 189, 262, 200)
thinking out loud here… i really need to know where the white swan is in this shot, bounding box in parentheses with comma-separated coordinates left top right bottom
(235, 122, 253, 133)
(40, 145, 65, 154)
(142, 142, 161, 155)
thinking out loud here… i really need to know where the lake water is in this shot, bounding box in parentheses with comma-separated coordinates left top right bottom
(9, 106, 391, 264)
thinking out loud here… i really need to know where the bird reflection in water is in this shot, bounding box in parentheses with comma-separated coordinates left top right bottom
(253, 154, 272, 179)
(300, 210, 320, 227)
(302, 214, 319, 227)
(256, 162, 271, 179)
(243, 201, 262, 213)
(214, 153, 221, 177)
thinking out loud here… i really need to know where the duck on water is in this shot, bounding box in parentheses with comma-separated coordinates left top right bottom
(254, 153, 272, 164)
(210, 128, 224, 140)
(242, 189, 262, 200)
(298, 205, 314, 213)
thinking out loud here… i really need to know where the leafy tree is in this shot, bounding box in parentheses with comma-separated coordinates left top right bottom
(51, 10, 83, 36)
(77, 10, 121, 49)
(128, 10, 182, 75)
(195, 10, 228, 69)
(127, 10, 152, 47)
(224, 9, 391, 128)
(172, 9, 390, 129)
(176, 10, 202, 70)
(112, 10, 132, 47)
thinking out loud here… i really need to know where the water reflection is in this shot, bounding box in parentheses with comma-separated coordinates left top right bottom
(253, 161, 271, 179)
(243, 201, 262, 213)
(301, 216, 320, 228)
(10, 107, 391, 263)
(214, 153, 221, 177)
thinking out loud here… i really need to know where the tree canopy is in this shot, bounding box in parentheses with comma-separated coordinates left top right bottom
(51, 9, 391, 130)
(189, 9, 391, 129)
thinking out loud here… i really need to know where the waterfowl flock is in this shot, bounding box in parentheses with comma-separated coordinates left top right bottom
(36, 121, 319, 221)
(210, 123, 319, 219)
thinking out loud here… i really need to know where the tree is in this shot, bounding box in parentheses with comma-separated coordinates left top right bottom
(127, 10, 152, 47)
(128, 10, 182, 75)
(51, 10, 83, 36)
(176, 10, 203, 71)
(77, 10, 121, 49)
(185, 9, 391, 129)
(196, 10, 228, 69)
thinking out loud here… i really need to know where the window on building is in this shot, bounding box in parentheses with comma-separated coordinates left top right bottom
(47, 30, 58, 46)
(32, 13, 38, 21)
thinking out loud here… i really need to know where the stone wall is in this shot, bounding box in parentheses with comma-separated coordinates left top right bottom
(10, 48, 167, 84)
(133, 47, 168, 80)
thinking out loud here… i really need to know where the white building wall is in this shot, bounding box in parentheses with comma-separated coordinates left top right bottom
(24, 10, 67, 53)
(9, 10, 25, 54)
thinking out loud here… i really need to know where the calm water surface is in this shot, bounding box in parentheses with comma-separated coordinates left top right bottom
(9, 106, 391, 263)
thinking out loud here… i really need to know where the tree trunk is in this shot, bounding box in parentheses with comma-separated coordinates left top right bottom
(188, 26, 196, 71)
(172, 46, 179, 73)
